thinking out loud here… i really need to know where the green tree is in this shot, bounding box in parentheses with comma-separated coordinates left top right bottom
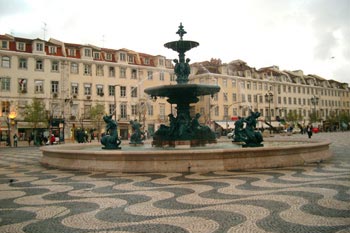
(24, 98, 48, 145)
(339, 111, 350, 124)
(90, 103, 106, 140)
(285, 111, 301, 122)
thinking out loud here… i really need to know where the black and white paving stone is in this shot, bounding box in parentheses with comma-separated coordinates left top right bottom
(0, 132, 349, 233)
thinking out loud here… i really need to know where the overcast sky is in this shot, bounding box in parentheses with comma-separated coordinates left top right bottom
(1, 0, 349, 84)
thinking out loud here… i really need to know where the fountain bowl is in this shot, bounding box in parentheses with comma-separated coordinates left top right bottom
(145, 84, 220, 103)
(40, 138, 332, 173)
(164, 40, 199, 53)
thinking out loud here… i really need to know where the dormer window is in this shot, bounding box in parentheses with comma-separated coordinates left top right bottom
(120, 53, 126, 61)
(68, 48, 76, 56)
(159, 59, 164, 66)
(84, 48, 91, 57)
(128, 55, 134, 63)
(106, 53, 112, 61)
(144, 58, 150, 65)
(1, 40, 9, 49)
(93, 52, 100, 59)
(16, 42, 26, 51)
(49, 46, 57, 54)
(36, 42, 44, 52)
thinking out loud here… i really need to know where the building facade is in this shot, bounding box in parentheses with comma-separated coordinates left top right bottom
(0, 34, 176, 142)
(1, 34, 349, 144)
(190, 59, 350, 132)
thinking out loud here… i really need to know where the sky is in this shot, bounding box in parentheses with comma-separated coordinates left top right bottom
(0, 0, 349, 84)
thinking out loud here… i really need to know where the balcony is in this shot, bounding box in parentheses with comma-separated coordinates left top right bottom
(117, 114, 130, 122)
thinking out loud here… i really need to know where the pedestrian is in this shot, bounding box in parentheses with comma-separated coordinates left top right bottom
(13, 134, 18, 147)
(306, 124, 313, 139)
(6, 136, 11, 146)
(50, 134, 55, 145)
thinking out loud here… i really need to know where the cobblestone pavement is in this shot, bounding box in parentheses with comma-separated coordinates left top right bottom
(0, 132, 349, 233)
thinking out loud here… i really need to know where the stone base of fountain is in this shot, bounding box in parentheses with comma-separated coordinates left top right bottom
(129, 142, 144, 147)
(151, 139, 217, 148)
(40, 138, 332, 173)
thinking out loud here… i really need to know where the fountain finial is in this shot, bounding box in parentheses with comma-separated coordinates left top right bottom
(176, 23, 187, 40)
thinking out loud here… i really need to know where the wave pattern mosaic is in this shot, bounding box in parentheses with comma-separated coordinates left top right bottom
(0, 133, 349, 233)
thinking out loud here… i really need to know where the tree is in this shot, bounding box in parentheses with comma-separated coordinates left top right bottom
(90, 103, 106, 140)
(24, 98, 48, 145)
(285, 111, 301, 123)
(339, 111, 350, 124)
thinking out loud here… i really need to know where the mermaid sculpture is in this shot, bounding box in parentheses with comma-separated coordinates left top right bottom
(129, 119, 144, 144)
(101, 115, 121, 149)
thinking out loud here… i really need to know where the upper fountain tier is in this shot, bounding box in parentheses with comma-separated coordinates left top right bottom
(145, 23, 220, 101)
(164, 23, 199, 55)
(164, 40, 199, 54)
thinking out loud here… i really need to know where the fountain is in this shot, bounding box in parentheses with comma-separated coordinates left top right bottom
(40, 24, 332, 173)
(145, 23, 220, 147)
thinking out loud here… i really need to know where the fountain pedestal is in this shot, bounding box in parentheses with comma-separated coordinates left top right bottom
(145, 23, 220, 147)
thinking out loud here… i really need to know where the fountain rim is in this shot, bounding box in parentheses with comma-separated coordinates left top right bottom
(40, 138, 332, 172)
(144, 83, 220, 97)
(40, 139, 331, 155)
(164, 40, 200, 50)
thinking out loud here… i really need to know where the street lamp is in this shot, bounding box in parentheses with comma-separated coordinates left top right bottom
(113, 85, 120, 121)
(225, 101, 243, 132)
(138, 98, 147, 130)
(8, 111, 17, 147)
(256, 93, 262, 112)
(310, 95, 319, 122)
(265, 91, 273, 134)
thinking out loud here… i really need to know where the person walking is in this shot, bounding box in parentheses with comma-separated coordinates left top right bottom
(306, 124, 313, 139)
(13, 134, 18, 147)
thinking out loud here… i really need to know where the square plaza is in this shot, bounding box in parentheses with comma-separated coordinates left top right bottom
(0, 132, 349, 233)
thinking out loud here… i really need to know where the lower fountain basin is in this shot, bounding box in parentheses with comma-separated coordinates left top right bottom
(40, 138, 332, 173)
(144, 84, 220, 104)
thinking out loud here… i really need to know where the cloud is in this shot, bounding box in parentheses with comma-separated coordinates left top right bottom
(0, 0, 30, 16)
(308, 0, 350, 60)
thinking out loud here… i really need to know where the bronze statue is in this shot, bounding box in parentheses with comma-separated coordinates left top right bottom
(129, 120, 144, 144)
(101, 115, 121, 149)
(233, 117, 245, 142)
(233, 111, 263, 147)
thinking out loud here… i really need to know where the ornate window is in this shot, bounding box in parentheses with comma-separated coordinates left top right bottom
(51, 81, 59, 93)
(1, 56, 10, 68)
(35, 80, 44, 93)
(19, 58, 27, 69)
(35, 59, 44, 70)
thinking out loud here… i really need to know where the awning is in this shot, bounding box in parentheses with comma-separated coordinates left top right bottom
(215, 120, 283, 129)
(259, 121, 283, 128)
(0, 120, 9, 131)
(214, 121, 235, 129)
(17, 121, 48, 129)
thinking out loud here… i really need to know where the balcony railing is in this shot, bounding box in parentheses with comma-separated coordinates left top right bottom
(117, 114, 130, 121)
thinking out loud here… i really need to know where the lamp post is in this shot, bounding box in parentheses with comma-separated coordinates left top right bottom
(310, 95, 319, 123)
(8, 111, 17, 147)
(113, 85, 120, 121)
(225, 101, 243, 132)
(138, 98, 147, 131)
(256, 93, 262, 112)
(265, 91, 273, 134)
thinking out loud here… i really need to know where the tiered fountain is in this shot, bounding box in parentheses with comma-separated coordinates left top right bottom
(40, 24, 332, 173)
(145, 23, 220, 147)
